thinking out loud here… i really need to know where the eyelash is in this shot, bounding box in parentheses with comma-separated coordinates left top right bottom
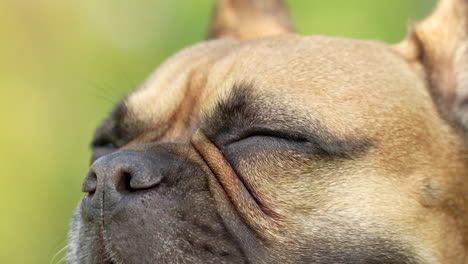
(91, 137, 118, 149)
(233, 129, 309, 144)
(220, 128, 332, 160)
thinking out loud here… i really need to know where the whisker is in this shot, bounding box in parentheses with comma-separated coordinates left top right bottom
(50, 245, 68, 264)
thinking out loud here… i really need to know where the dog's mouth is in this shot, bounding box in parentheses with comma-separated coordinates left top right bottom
(97, 227, 115, 264)
(96, 250, 114, 264)
(92, 193, 117, 264)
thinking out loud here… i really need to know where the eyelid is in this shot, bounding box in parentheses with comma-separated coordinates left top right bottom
(91, 136, 118, 149)
(227, 127, 309, 145)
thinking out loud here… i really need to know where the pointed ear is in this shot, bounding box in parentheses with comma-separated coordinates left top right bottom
(395, 0, 468, 133)
(207, 0, 296, 40)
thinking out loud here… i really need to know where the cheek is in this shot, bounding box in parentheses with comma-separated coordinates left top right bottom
(224, 143, 423, 228)
(319, 173, 459, 263)
(222, 138, 346, 216)
(222, 139, 454, 261)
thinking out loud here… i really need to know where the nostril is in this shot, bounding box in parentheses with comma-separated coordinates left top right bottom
(82, 171, 98, 194)
(115, 169, 163, 193)
(116, 171, 135, 193)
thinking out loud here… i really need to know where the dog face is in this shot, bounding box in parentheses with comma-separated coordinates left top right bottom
(68, 0, 468, 263)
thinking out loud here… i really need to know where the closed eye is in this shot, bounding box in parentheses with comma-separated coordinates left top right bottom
(221, 126, 344, 159)
(226, 127, 309, 145)
(91, 136, 117, 149)
(90, 136, 118, 164)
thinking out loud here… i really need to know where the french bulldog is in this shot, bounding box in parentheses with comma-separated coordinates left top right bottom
(67, 0, 468, 263)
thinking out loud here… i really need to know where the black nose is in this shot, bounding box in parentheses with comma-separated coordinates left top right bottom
(82, 151, 164, 212)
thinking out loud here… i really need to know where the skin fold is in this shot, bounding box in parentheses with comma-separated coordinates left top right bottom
(68, 0, 468, 263)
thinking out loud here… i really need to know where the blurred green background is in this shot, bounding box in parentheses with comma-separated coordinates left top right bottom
(0, 0, 435, 263)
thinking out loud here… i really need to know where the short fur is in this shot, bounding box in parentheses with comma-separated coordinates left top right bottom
(68, 0, 468, 263)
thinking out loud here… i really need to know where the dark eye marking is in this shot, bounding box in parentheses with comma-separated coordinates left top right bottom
(89, 102, 133, 164)
(90, 135, 119, 164)
(202, 82, 374, 159)
(91, 136, 116, 149)
(89, 101, 138, 151)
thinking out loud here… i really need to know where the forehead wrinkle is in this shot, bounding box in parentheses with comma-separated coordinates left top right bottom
(126, 39, 239, 128)
(201, 82, 373, 158)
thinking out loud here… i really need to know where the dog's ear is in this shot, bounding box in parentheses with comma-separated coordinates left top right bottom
(396, 0, 468, 133)
(208, 0, 295, 40)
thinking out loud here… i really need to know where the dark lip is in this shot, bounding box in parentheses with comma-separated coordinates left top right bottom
(97, 223, 114, 264)
(96, 251, 114, 264)
(85, 190, 116, 264)
(98, 190, 115, 264)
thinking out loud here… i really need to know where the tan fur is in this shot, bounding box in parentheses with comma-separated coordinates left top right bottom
(208, 0, 295, 40)
(93, 0, 468, 263)
(123, 32, 468, 262)
(395, 0, 468, 131)
(192, 132, 282, 235)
